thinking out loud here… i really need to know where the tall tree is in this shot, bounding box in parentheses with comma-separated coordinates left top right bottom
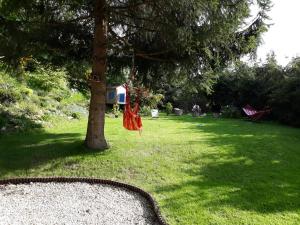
(0, 0, 271, 149)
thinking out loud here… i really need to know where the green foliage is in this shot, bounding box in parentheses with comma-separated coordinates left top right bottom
(65, 61, 90, 94)
(16, 101, 42, 118)
(140, 105, 151, 116)
(0, 0, 271, 91)
(0, 72, 22, 104)
(165, 102, 173, 115)
(112, 104, 120, 118)
(0, 63, 88, 132)
(145, 93, 164, 109)
(0, 88, 22, 104)
(211, 55, 300, 126)
(71, 112, 81, 120)
(270, 58, 300, 126)
(0, 105, 43, 133)
(26, 67, 68, 92)
(61, 92, 88, 106)
(221, 105, 242, 118)
(19, 87, 33, 96)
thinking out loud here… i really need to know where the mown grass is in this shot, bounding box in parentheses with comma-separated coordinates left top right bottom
(0, 115, 300, 225)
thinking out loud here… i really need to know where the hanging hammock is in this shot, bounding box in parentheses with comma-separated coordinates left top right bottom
(242, 104, 271, 121)
(123, 84, 143, 133)
(122, 52, 143, 134)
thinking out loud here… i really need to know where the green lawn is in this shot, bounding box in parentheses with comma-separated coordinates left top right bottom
(1, 115, 300, 225)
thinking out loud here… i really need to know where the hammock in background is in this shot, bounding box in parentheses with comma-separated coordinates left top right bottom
(242, 104, 271, 121)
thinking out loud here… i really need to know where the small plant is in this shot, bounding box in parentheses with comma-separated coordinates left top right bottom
(165, 102, 173, 115)
(149, 93, 164, 109)
(0, 88, 22, 104)
(20, 87, 33, 97)
(26, 67, 68, 92)
(71, 112, 81, 120)
(112, 104, 120, 118)
(221, 105, 241, 118)
(140, 105, 151, 116)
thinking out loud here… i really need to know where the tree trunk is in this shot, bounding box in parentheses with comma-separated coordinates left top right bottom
(85, 0, 109, 150)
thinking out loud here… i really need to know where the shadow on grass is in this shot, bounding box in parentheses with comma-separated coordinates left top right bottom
(0, 130, 104, 176)
(157, 115, 300, 214)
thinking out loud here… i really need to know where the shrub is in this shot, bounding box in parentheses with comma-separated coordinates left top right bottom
(26, 67, 68, 92)
(65, 61, 90, 93)
(221, 105, 242, 118)
(0, 109, 7, 128)
(112, 104, 120, 118)
(150, 93, 164, 109)
(270, 76, 300, 127)
(165, 102, 173, 115)
(0, 108, 42, 133)
(61, 92, 88, 106)
(0, 62, 90, 133)
(140, 105, 151, 116)
(141, 92, 165, 109)
(20, 87, 34, 97)
(0, 88, 22, 104)
(71, 112, 81, 120)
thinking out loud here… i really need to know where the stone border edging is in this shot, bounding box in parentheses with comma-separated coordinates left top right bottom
(0, 177, 168, 225)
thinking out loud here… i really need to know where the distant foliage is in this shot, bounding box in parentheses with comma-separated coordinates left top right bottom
(270, 59, 300, 126)
(65, 61, 90, 94)
(211, 55, 300, 127)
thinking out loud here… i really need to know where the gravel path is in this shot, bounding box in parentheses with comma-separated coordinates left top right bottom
(0, 182, 160, 225)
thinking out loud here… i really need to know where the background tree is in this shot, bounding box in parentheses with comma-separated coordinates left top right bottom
(0, 0, 271, 149)
(270, 57, 300, 126)
(209, 53, 300, 127)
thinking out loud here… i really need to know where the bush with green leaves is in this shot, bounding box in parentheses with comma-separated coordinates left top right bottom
(71, 112, 81, 120)
(0, 72, 22, 104)
(0, 88, 22, 104)
(65, 61, 90, 94)
(112, 104, 120, 118)
(0, 63, 88, 132)
(165, 102, 173, 115)
(221, 105, 242, 118)
(0, 106, 42, 133)
(141, 92, 164, 109)
(270, 61, 300, 126)
(140, 105, 151, 116)
(26, 67, 69, 92)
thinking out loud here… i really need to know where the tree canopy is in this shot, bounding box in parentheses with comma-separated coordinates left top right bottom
(1, 0, 270, 77)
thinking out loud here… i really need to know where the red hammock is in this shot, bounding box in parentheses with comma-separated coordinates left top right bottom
(123, 84, 142, 133)
(242, 104, 271, 121)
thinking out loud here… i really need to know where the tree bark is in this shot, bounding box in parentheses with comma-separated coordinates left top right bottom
(85, 0, 109, 150)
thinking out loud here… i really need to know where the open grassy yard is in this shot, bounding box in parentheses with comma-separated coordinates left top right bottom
(0, 115, 300, 225)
